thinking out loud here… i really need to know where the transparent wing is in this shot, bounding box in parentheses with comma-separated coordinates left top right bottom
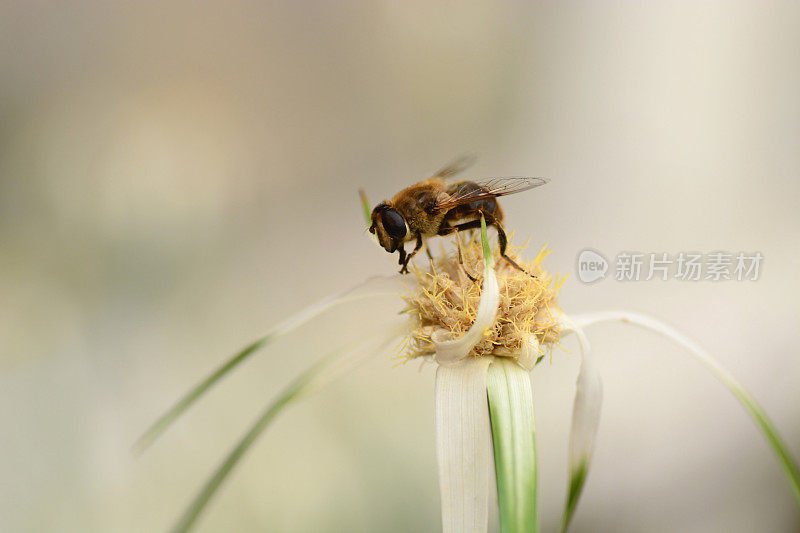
(432, 154, 478, 180)
(433, 177, 550, 212)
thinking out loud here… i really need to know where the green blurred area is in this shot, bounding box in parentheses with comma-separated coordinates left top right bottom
(1, 2, 799, 532)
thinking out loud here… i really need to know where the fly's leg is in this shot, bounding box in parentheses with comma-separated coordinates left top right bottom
(444, 216, 537, 278)
(454, 229, 477, 282)
(399, 234, 423, 274)
(397, 246, 407, 268)
(438, 226, 478, 282)
(492, 218, 536, 278)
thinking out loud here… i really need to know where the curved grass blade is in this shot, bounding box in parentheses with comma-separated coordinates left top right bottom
(134, 276, 399, 454)
(572, 310, 800, 509)
(169, 330, 401, 533)
(487, 357, 538, 533)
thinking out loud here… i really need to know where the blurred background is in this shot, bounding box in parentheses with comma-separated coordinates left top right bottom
(1, 2, 799, 532)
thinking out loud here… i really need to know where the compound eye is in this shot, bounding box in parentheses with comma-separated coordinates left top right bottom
(381, 209, 407, 240)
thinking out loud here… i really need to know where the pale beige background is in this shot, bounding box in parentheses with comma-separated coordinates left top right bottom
(1, 2, 798, 532)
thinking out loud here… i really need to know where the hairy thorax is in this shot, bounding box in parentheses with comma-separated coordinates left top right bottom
(391, 178, 450, 239)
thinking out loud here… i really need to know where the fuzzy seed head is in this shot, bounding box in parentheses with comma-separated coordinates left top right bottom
(402, 235, 563, 369)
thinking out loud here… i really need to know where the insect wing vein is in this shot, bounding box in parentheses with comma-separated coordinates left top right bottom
(433, 177, 549, 212)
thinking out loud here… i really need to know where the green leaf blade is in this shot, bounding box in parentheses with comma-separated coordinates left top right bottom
(480, 215, 494, 270)
(134, 336, 271, 455)
(134, 276, 399, 454)
(572, 310, 800, 511)
(169, 331, 399, 533)
(359, 188, 371, 226)
(169, 360, 317, 533)
(561, 459, 588, 533)
(487, 358, 538, 533)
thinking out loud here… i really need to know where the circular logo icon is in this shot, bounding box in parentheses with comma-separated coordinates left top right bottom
(577, 249, 608, 283)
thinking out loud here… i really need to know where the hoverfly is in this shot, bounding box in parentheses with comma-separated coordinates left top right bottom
(367, 156, 549, 276)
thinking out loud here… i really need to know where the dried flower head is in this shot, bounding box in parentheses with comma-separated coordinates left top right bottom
(402, 234, 564, 369)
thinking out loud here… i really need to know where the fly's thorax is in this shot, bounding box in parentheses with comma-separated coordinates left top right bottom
(390, 179, 449, 236)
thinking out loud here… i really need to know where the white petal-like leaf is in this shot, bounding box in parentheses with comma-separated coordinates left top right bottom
(435, 357, 493, 533)
(557, 314, 602, 532)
